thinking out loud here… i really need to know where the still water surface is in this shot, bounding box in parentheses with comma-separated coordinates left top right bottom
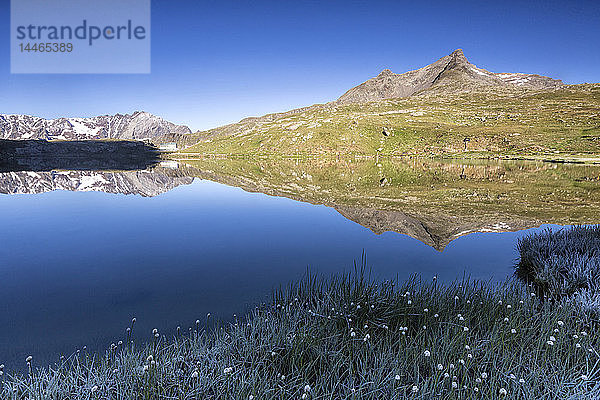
(0, 166, 580, 370)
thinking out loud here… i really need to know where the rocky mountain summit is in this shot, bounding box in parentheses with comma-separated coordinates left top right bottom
(0, 111, 191, 141)
(336, 49, 563, 104)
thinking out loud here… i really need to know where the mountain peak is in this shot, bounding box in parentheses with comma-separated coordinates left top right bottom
(377, 69, 395, 77)
(336, 49, 563, 104)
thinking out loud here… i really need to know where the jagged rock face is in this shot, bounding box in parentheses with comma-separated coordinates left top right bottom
(0, 169, 194, 197)
(336, 49, 564, 104)
(0, 111, 191, 140)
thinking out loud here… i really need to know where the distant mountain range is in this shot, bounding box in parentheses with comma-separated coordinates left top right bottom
(0, 111, 191, 141)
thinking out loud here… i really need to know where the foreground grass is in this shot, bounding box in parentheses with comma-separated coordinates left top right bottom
(2, 267, 599, 399)
(517, 225, 600, 317)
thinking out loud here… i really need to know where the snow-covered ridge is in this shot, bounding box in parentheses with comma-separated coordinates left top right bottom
(0, 111, 191, 141)
(497, 73, 533, 86)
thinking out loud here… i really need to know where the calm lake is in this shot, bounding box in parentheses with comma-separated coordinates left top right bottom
(1, 158, 598, 370)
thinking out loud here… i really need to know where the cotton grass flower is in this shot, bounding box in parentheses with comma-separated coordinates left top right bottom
(223, 367, 233, 374)
(499, 388, 507, 395)
(437, 364, 444, 370)
(423, 350, 431, 357)
(411, 385, 418, 393)
(394, 374, 401, 381)
(304, 384, 311, 392)
(191, 370, 199, 378)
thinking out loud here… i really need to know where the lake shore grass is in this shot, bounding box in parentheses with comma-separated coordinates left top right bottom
(2, 234, 600, 399)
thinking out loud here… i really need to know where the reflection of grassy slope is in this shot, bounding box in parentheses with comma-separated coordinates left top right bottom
(183, 85, 600, 159)
(182, 158, 600, 224)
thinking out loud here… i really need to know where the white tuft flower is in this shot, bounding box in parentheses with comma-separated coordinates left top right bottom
(511, 329, 517, 334)
(437, 364, 444, 370)
(452, 381, 458, 389)
(557, 320, 564, 326)
(249, 396, 254, 400)
(350, 331, 356, 337)
(191, 370, 199, 378)
(271, 351, 276, 357)
(423, 350, 431, 357)
(506, 304, 512, 309)
(146, 355, 153, 362)
(407, 300, 412, 305)
(481, 372, 488, 379)
(223, 367, 233, 374)
(434, 313, 439, 318)
(411, 385, 418, 393)
(395, 374, 401, 381)
(499, 388, 507, 395)
(510, 374, 516, 379)
(576, 343, 582, 349)
(304, 384, 311, 392)
(463, 326, 469, 332)
(424, 308, 429, 312)
(549, 336, 556, 342)
(302, 394, 307, 400)
(474, 387, 479, 392)
(547, 341, 554, 346)
(519, 378, 525, 384)
(475, 378, 482, 384)
(444, 372, 450, 378)
(363, 334, 370, 342)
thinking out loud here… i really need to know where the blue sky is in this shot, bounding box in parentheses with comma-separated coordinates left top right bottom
(1, 0, 599, 131)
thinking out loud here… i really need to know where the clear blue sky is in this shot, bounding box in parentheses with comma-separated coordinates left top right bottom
(1, 0, 598, 131)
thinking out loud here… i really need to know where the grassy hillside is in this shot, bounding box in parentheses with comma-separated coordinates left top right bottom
(182, 85, 600, 160)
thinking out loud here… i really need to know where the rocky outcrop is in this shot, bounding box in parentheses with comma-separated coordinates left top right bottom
(0, 111, 191, 141)
(336, 49, 563, 104)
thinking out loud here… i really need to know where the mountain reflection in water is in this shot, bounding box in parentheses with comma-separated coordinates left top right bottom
(1, 157, 599, 250)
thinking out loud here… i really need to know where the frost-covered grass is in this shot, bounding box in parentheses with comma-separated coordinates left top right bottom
(516, 225, 600, 317)
(1, 266, 599, 399)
